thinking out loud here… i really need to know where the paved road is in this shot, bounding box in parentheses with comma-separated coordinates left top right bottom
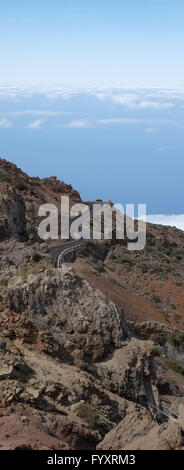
(49, 238, 87, 266)
(49, 201, 95, 266)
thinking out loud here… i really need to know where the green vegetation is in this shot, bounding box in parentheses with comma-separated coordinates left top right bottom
(162, 312, 170, 319)
(140, 262, 149, 273)
(42, 177, 60, 185)
(152, 347, 161, 357)
(76, 402, 100, 429)
(95, 263, 105, 273)
(42, 177, 54, 183)
(77, 241, 109, 261)
(173, 313, 181, 321)
(151, 265, 165, 274)
(146, 232, 156, 246)
(170, 303, 176, 310)
(175, 281, 183, 287)
(0, 168, 11, 183)
(165, 359, 184, 376)
(0, 277, 9, 288)
(119, 256, 134, 267)
(18, 261, 47, 282)
(170, 331, 184, 348)
(151, 294, 161, 304)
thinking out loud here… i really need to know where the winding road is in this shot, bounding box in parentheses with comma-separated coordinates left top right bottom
(49, 238, 87, 267)
(48, 202, 95, 267)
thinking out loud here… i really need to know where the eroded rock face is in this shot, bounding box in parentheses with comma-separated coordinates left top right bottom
(5, 265, 128, 362)
(2, 264, 162, 414)
(88, 338, 159, 409)
(128, 320, 184, 366)
(0, 157, 81, 243)
(0, 404, 99, 450)
(97, 405, 154, 450)
(0, 336, 128, 445)
(0, 184, 27, 240)
(1, 158, 184, 450)
(97, 408, 184, 450)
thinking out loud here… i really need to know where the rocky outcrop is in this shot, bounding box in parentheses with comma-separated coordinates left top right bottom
(0, 183, 27, 240)
(128, 321, 184, 365)
(0, 335, 129, 444)
(0, 158, 81, 243)
(5, 265, 128, 362)
(97, 405, 184, 450)
(88, 338, 159, 410)
(1, 158, 184, 450)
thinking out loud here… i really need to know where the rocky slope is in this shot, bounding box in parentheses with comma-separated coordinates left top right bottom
(75, 225, 184, 330)
(0, 158, 80, 242)
(0, 158, 184, 450)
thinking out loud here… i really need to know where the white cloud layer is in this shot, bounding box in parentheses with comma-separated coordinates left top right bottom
(68, 119, 88, 128)
(1, 85, 184, 107)
(111, 94, 174, 110)
(144, 127, 157, 134)
(58, 119, 89, 128)
(2, 110, 72, 117)
(98, 118, 176, 126)
(0, 118, 12, 128)
(0, 86, 184, 131)
(27, 119, 45, 129)
(140, 214, 184, 231)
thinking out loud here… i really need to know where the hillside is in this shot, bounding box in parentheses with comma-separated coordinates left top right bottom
(74, 222, 184, 331)
(0, 158, 184, 450)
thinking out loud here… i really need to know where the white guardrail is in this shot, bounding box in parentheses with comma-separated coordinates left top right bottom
(57, 246, 77, 268)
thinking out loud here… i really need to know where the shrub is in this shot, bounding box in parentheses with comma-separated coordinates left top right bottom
(146, 232, 156, 246)
(18, 261, 46, 282)
(170, 332, 184, 348)
(0, 168, 11, 183)
(152, 347, 161, 357)
(165, 359, 184, 376)
(76, 403, 100, 429)
(170, 303, 176, 310)
(151, 265, 164, 274)
(76, 241, 108, 261)
(95, 263, 105, 273)
(173, 313, 181, 321)
(140, 262, 150, 273)
(0, 277, 9, 288)
(151, 294, 161, 304)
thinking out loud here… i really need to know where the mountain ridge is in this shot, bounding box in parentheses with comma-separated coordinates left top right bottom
(0, 157, 184, 450)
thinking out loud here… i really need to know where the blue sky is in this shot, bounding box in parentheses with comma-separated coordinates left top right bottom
(0, 1, 184, 226)
(1, 0, 184, 86)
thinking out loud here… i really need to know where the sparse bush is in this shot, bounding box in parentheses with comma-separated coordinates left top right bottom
(0, 277, 9, 288)
(76, 241, 109, 261)
(76, 402, 100, 429)
(173, 313, 181, 321)
(95, 263, 105, 273)
(152, 347, 161, 357)
(18, 261, 47, 282)
(151, 294, 161, 304)
(175, 281, 183, 287)
(170, 332, 184, 348)
(151, 265, 163, 274)
(0, 168, 11, 183)
(170, 303, 176, 310)
(146, 232, 156, 246)
(140, 262, 149, 273)
(165, 359, 184, 376)
(120, 257, 134, 267)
